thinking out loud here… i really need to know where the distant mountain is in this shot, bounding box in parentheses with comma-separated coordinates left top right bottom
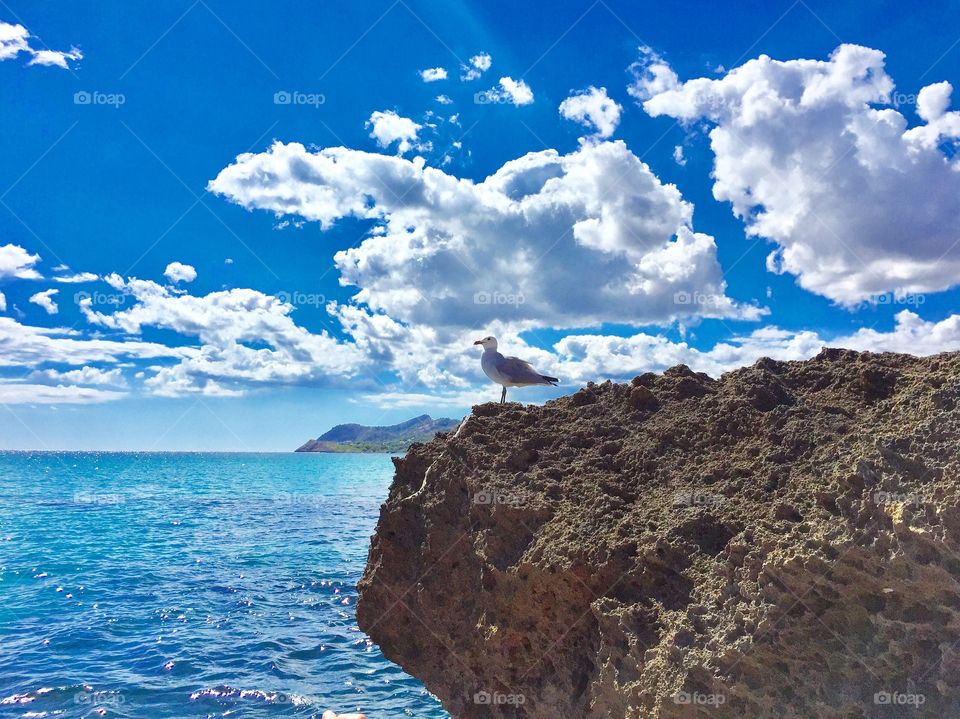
(295, 414, 461, 453)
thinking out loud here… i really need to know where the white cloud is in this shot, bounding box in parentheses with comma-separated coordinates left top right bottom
(420, 67, 447, 82)
(496, 76, 534, 106)
(0, 381, 123, 404)
(0, 317, 188, 368)
(28, 46, 82, 69)
(0, 243, 41, 279)
(480, 77, 535, 106)
(80, 275, 366, 396)
(53, 271, 99, 283)
(0, 291, 5, 312)
(435, 94, 453, 105)
(210, 140, 761, 337)
(29, 366, 126, 387)
(637, 43, 960, 305)
(559, 86, 622, 137)
(553, 309, 960, 384)
(672, 145, 686, 166)
(0, 21, 81, 69)
(164, 261, 197, 284)
(460, 52, 492, 81)
(627, 46, 679, 101)
(366, 110, 423, 155)
(29, 289, 59, 314)
(0, 22, 29, 61)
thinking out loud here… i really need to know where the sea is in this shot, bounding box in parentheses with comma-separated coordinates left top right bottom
(0, 452, 450, 719)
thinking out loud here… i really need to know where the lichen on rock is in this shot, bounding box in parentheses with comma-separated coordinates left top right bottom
(357, 349, 960, 718)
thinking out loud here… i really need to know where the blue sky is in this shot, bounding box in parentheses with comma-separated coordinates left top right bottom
(1, 0, 959, 450)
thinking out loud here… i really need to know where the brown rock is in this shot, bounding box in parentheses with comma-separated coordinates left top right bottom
(357, 349, 960, 718)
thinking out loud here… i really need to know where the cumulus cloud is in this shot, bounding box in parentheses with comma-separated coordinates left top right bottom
(164, 261, 197, 284)
(209, 139, 761, 337)
(29, 289, 59, 314)
(436, 94, 453, 105)
(497, 76, 534, 106)
(366, 110, 424, 154)
(479, 77, 534, 106)
(0, 316, 187, 368)
(28, 46, 82, 69)
(559, 86, 622, 137)
(53, 271, 99, 283)
(627, 46, 679, 102)
(79, 274, 366, 396)
(420, 67, 447, 82)
(0, 21, 81, 69)
(637, 43, 960, 305)
(29, 366, 126, 387)
(460, 52, 491, 81)
(553, 309, 960, 384)
(0, 243, 41, 279)
(0, 381, 124, 404)
(0, 291, 5, 312)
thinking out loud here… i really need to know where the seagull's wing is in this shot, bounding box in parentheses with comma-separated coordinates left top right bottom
(497, 355, 553, 384)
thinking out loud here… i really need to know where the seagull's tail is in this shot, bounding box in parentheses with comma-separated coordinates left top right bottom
(540, 375, 559, 386)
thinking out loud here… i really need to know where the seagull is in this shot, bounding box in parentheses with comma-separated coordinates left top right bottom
(473, 335, 559, 404)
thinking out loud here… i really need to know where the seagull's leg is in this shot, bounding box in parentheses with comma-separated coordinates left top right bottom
(500, 386, 506, 404)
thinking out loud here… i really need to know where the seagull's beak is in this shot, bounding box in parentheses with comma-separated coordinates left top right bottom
(473, 339, 483, 345)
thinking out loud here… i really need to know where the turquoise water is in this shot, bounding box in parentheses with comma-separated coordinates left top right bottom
(0, 452, 448, 718)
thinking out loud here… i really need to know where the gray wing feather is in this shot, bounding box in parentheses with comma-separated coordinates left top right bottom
(496, 355, 549, 383)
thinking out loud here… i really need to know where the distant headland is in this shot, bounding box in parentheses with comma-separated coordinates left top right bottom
(295, 414, 460, 453)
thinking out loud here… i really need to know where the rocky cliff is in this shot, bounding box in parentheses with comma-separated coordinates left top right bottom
(357, 349, 960, 718)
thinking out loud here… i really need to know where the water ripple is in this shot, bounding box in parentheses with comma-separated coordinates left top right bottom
(0, 452, 447, 718)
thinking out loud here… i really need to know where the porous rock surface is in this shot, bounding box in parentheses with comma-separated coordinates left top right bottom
(357, 350, 960, 718)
